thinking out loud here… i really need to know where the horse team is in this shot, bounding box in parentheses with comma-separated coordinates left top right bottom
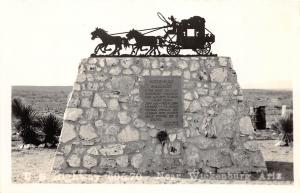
(91, 27, 165, 56)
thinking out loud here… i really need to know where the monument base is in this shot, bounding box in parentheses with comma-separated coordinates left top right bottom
(53, 57, 267, 174)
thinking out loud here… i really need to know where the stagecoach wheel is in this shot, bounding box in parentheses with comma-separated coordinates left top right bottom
(167, 44, 180, 56)
(195, 42, 211, 55)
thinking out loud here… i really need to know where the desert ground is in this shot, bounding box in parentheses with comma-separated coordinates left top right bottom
(11, 86, 293, 184)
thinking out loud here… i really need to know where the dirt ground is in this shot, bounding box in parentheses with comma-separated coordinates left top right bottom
(10, 86, 293, 184)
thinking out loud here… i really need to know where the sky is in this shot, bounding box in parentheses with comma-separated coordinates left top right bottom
(0, 0, 299, 89)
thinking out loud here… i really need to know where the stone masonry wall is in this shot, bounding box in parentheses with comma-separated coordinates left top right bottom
(53, 57, 267, 174)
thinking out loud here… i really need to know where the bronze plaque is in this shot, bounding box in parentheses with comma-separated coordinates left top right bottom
(140, 76, 183, 128)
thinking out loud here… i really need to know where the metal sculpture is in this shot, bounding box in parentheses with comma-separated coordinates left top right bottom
(90, 12, 216, 57)
(91, 28, 129, 56)
(126, 29, 164, 56)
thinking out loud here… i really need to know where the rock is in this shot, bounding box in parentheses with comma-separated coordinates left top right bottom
(81, 98, 91, 108)
(151, 60, 159, 68)
(95, 120, 104, 128)
(97, 58, 105, 67)
(249, 151, 267, 168)
(131, 153, 143, 168)
(100, 135, 116, 143)
(183, 81, 195, 89)
(233, 90, 239, 95)
(87, 146, 99, 155)
(183, 100, 191, 111)
(93, 93, 107, 108)
(73, 83, 81, 91)
(124, 141, 146, 153)
(81, 91, 93, 97)
(218, 57, 229, 67)
(162, 71, 171, 76)
(189, 100, 201, 112)
(121, 58, 133, 68)
(53, 155, 67, 170)
(67, 154, 81, 167)
(123, 68, 133, 75)
(103, 110, 115, 121)
(206, 58, 216, 67)
(205, 150, 233, 168)
(98, 144, 125, 156)
(85, 108, 99, 120)
(177, 60, 188, 69)
(100, 158, 117, 168)
(38, 144, 45, 148)
(210, 68, 227, 82)
(118, 111, 131, 124)
(141, 69, 150, 76)
(131, 65, 141, 74)
(61, 144, 72, 154)
(105, 125, 120, 135)
(239, 116, 254, 135)
(183, 70, 191, 79)
(155, 144, 162, 155)
(130, 88, 139, 95)
(79, 124, 98, 140)
(116, 155, 129, 167)
(64, 108, 83, 121)
(187, 136, 213, 149)
(244, 141, 259, 151)
(140, 131, 150, 140)
(87, 82, 98, 90)
(60, 122, 77, 143)
(83, 155, 97, 169)
(151, 69, 161, 76)
(76, 73, 86, 82)
(172, 70, 182, 76)
(68, 97, 80, 108)
(111, 76, 135, 95)
(199, 96, 214, 107)
(190, 61, 200, 71)
(88, 58, 98, 64)
(184, 92, 194, 101)
(196, 88, 208, 95)
(148, 129, 158, 137)
(169, 133, 176, 142)
(108, 99, 120, 111)
(118, 125, 139, 142)
(118, 96, 129, 103)
(133, 119, 146, 128)
(176, 131, 186, 142)
(185, 144, 200, 166)
(109, 67, 122, 75)
(142, 59, 151, 68)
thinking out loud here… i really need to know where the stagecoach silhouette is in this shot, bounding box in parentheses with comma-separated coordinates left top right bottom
(90, 12, 216, 56)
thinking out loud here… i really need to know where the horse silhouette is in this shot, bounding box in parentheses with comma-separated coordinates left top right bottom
(91, 28, 129, 56)
(126, 29, 164, 56)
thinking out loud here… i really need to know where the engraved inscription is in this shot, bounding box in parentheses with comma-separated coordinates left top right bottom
(140, 76, 183, 128)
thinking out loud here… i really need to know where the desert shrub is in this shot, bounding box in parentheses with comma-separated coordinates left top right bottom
(11, 98, 42, 145)
(271, 112, 293, 145)
(40, 113, 62, 148)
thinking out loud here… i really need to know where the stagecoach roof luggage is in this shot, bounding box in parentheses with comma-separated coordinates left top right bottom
(179, 16, 206, 29)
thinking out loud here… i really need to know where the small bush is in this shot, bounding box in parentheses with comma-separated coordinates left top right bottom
(40, 113, 62, 148)
(271, 112, 293, 146)
(11, 98, 42, 145)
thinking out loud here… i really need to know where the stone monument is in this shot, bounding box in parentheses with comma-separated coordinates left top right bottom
(53, 57, 267, 174)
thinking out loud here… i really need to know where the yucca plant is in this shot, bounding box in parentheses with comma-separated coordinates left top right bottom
(11, 98, 41, 145)
(40, 113, 62, 148)
(272, 112, 293, 146)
